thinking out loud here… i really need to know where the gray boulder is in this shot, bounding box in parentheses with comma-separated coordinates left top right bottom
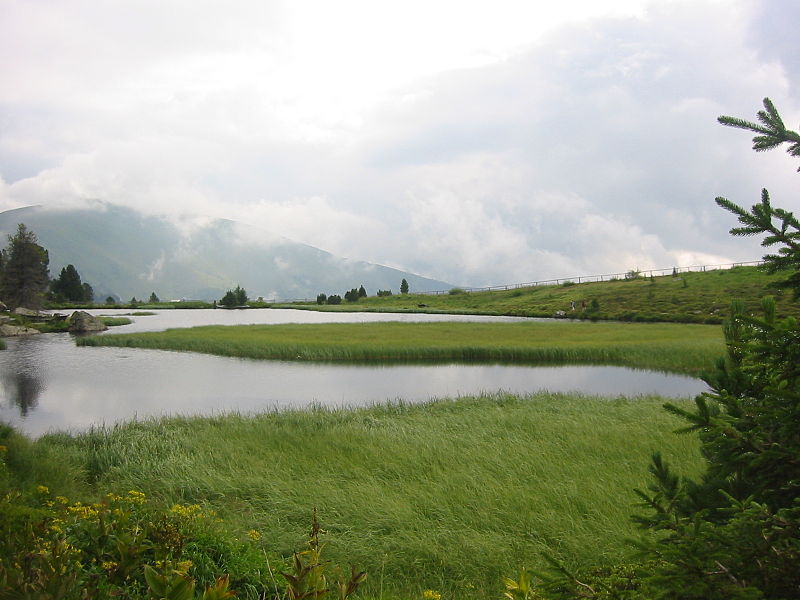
(14, 307, 44, 319)
(68, 311, 108, 333)
(0, 323, 40, 336)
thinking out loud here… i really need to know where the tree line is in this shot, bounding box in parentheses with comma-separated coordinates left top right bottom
(315, 279, 409, 305)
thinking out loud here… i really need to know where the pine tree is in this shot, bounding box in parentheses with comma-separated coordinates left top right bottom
(234, 285, 248, 306)
(400, 278, 409, 294)
(632, 98, 800, 598)
(82, 282, 94, 303)
(50, 264, 85, 302)
(220, 285, 248, 307)
(0, 224, 50, 309)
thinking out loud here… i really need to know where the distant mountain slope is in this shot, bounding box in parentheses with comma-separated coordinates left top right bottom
(0, 204, 453, 301)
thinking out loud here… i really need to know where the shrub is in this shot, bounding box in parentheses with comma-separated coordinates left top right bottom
(0, 484, 363, 600)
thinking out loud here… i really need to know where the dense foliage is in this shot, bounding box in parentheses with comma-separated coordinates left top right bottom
(220, 285, 248, 308)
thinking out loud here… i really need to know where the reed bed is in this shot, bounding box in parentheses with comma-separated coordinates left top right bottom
(25, 392, 702, 599)
(79, 320, 723, 375)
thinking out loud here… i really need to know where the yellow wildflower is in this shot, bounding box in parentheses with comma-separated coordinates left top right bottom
(67, 502, 99, 519)
(55, 496, 69, 504)
(101, 560, 118, 571)
(423, 591, 442, 600)
(176, 560, 193, 574)
(247, 529, 262, 541)
(170, 503, 203, 519)
(126, 490, 146, 504)
(36, 485, 49, 494)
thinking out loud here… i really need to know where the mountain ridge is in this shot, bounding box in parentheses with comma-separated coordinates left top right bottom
(0, 204, 453, 301)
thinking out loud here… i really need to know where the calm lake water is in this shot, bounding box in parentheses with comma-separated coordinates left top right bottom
(0, 308, 707, 436)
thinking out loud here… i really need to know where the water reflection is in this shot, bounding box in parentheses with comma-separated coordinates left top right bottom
(2, 372, 43, 416)
(0, 336, 47, 416)
(0, 309, 708, 437)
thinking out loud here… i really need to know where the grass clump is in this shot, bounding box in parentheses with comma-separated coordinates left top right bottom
(78, 320, 723, 375)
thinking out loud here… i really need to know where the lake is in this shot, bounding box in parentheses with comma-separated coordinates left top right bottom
(0, 308, 707, 436)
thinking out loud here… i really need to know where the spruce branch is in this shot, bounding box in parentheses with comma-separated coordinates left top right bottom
(718, 97, 800, 169)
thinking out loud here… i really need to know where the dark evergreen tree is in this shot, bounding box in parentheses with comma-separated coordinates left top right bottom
(220, 290, 236, 307)
(149, 292, 160, 303)
(50, 264, 85, 302)
(82, 282, 94, 303)
(234, 285, 248, 305)
(400, 278, 409, 294)
(0, 224, 50, 309)
(326, 294, 341, 305)
(220, 286, 247, 307)
(316, 293, 327, 305)
(344, 288, 360, 302)
(631, 99, 800, 599)
(358, 285, 367, 298)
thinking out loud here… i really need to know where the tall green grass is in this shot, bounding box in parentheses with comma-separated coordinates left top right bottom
(78, 320, 723, 375)
(15, 393, 702, 599)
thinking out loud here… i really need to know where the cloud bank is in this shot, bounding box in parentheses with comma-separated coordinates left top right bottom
(1, 0, 798, 286)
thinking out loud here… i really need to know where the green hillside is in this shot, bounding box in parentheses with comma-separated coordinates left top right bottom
(284, 265, 799, 324)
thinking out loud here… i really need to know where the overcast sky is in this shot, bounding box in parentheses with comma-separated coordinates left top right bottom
(1, 0, 798, 286)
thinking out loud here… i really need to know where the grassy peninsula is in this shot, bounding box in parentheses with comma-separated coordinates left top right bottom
(77, 320, 723, 375)
(3, 393, 702, 599)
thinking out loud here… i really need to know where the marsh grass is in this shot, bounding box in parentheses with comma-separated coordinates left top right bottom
(16, 393, 702, 599)
(78, 320, 723, 375)
(99, 316, 133, 327)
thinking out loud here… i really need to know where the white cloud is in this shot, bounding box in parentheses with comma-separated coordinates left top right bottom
(141, 251, 166, 282)
(1, 0, 798, 288)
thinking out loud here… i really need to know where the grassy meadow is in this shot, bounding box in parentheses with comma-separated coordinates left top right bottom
(9, 268, 758, 596)
(3, 393, 703, 599)
(278, 265, 799, 324)
(78, 320, 723, 375)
